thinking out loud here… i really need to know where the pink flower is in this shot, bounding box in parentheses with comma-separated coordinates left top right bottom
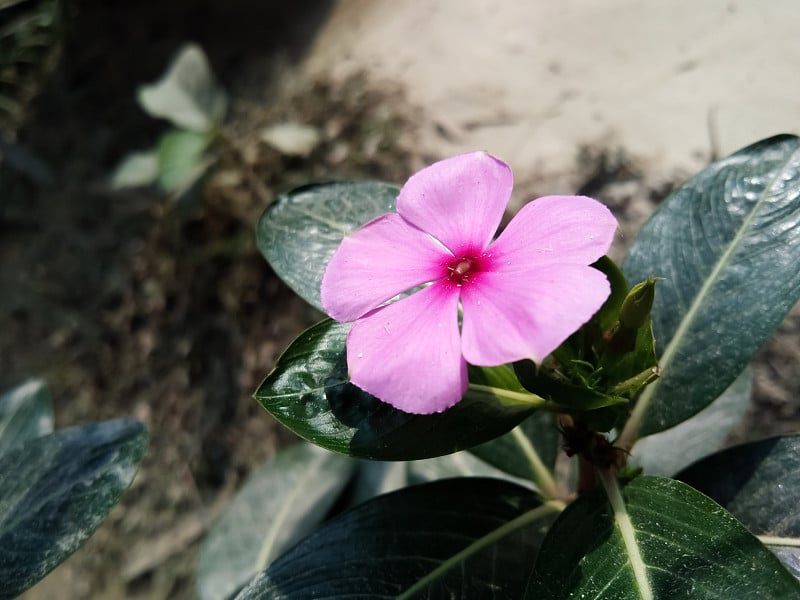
(321, 152, 617, 414)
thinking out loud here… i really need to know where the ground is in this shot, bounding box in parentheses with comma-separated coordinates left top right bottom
(1, 2, 798, 599)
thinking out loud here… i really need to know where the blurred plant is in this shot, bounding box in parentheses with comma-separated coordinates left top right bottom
(111, 43, 227, 198)
(0, 379, 148, 599)
(195, 135, 800, 599)
(0, 0, 61, 137)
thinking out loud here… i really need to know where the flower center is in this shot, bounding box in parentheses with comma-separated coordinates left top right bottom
(446, 254, 482, 286)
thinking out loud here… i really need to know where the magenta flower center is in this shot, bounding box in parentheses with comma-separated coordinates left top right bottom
(446, 253, 486, 286)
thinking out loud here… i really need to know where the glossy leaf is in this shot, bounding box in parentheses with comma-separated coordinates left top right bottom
(234, 478, 558, 600)
(0, 420, 148, 599)
(528, 475, 800, 599)
(255, 181, 399, 312)
(632, 367, 752, 476)
(197, 443, 356, 600)
(255, 318, 535, 460)
(623, 135, 800, 438)
(137, 43, 227, 131)
(677, 435, 800, 577)
(0, 378, 53, 457)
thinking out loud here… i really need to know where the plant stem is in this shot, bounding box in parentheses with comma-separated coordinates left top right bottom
(509, 426, 563, 500)
(757, 535, 800, 547)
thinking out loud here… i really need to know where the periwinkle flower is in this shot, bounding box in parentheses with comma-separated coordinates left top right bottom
(321, 152, 617, 414)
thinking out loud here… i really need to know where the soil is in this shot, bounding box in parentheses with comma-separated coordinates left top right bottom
(1, 2, 798, 599)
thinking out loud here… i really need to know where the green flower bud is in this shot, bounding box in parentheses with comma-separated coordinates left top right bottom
(619, 276, 659, 330)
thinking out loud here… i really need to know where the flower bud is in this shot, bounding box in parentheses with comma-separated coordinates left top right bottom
(619, 276, 659, 330)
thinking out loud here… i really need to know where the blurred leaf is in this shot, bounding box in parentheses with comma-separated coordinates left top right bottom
(137, 43, 227, 131)
(0, 137, 53, 186)
(255, 181, 399, 313)
(197, 443, 356, 600)
(156, 129, 211, 194)
(234, 478, 557, 600)
(0, 378, 52, 457)
(528, 475, 800, 598)
(0, 420, 148, 599)
(622, 134, 800, 438)
(677, 434, 800, 578)
(254, 318, 535, 460)
(260, 122, 321, 157)
(470, 412, 560, 480)
(110, 150, 158, 189)
(632, 367, 751, 476)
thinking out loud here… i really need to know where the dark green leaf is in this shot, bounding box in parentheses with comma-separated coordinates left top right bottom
(622, 135, 800, 438)
(255, 181, 399, 312)
(677, 434, 800, 577)
(407, 450, 530, 486)
(632, 367, 751, 476)
(0, 378, 53, 457)
(234, 478, 557, 600)
(197, 443, 356, 600)
(254, 319, 535, 460)
(0, 420, 148, 599)
(528, 475, 800, 599)
(470, 412, 560, 480)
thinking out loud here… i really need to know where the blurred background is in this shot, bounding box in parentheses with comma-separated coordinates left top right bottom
(1, 1, 798, 598)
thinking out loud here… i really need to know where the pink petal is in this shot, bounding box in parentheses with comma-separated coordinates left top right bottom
(347, 282, 466, 414)
(489, 195, 617, 271)
(460, 264, 610, 365)
(321, 213, 450, 322)
(397, 152, 512, 254)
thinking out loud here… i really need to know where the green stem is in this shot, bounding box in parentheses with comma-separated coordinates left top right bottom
(467, 383, 559, 410)
(597, 469, 653, 600)
(396, 501, 565, 600)
(510, 426, 562, 500)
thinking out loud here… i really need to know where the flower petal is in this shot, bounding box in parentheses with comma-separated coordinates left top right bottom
(397, 152, 512, 254)
(321, 213, 450, 322)
(489, 195, 617, 271)
(460, 264, 610, 365)
(347, 282, 466, 414)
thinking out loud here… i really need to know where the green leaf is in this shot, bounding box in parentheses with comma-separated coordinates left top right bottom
(677, 434, 800, 577)
(254, 319, 535, 460)
(528, 475, 800, 599)
(470, 412, 560, 480)
(255, 181, 399, 313)
(233, 478, 558, 600)
(0, 378, 53, 457)
(632, 367, 752, 476)
(197, 443, 356, 600)
(622, 134, 800, 439)
(156, 129, 212, 194)
(408, 450, 532, 487)
(137, 43, 227, 131)
(110, 150, 159, 189)
(0, 420, 148, 599)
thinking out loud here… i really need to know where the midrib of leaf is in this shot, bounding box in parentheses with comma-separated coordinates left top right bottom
(253, 453, 327, 571)
(759, 535, 800, 547)
(620, 153, 794, 447)
(509, 426, 561, 500)
(395, 501, 564, 600)
(290, 205, 355, 236)
(599, 471, 653, 600)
